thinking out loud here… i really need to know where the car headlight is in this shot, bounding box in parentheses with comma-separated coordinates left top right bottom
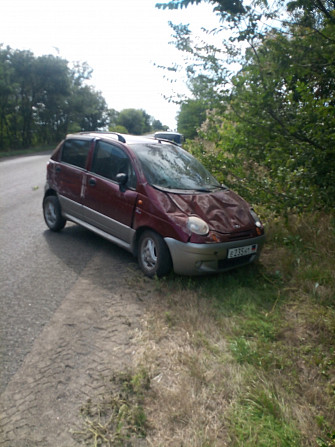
(187, 216, 209, 235)
(250, 209, 262, 228)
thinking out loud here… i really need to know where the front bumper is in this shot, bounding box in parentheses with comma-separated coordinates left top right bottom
(165, 234, 265, 276)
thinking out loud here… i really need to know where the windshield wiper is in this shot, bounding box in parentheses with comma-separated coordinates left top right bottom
(194, 185, 227, 192)
(193, 188, 212, 192)
(209, 184, 229, 190)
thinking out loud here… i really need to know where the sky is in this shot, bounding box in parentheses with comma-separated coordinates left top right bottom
(0, 0, 221, 130)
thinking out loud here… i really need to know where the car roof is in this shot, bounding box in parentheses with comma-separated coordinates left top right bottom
(154, 131, 183, 136)
(65, 131, 181, 147)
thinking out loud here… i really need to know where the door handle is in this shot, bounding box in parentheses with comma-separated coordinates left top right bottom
(55, 166, 61, 172)
(89, 178, 96, 186)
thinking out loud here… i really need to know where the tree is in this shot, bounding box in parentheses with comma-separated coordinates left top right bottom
(151, 119, 168, 131)
(66, 61, 109, 133)
(67, 85, 108, 132)
(0, 46, 15, 148)
(115, 109, 146, 134)
(112, 108, 168, 135)
(108, 108, 120, 129)
(0, 46, 109, 149)
(177, 99, 207, 138)
(109, 109, 169, 134)
(9, 49, 37, 147)
(225, 23, 335, 209)
(33, 55, 71, 143)
(156, 0, 335, 210)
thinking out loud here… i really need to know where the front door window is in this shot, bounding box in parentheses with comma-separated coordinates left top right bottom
(91, 140, 136, 188)
(82, 140, 138, 243)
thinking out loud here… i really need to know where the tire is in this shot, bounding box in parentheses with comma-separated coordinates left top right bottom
(43, 195, 66, 232)
(138, 230, 172, 278)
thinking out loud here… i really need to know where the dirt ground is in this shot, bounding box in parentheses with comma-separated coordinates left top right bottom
(0, 251, 152, 446)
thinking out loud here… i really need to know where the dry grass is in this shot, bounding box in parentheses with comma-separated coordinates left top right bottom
(133, 291, 236, 446)
(131, 212, 335, 447)
(75, 212, 335, 446)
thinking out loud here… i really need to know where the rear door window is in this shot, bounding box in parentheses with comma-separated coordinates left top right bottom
(61, 139, 90, 169)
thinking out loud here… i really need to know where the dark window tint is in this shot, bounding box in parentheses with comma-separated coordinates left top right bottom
(61, 139, 90, 168)
(91, 141, 136, 188)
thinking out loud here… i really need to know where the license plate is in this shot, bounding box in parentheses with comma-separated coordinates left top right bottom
(227, 244, 257, 259)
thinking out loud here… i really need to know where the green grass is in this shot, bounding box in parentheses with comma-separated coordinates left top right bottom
(74, 211, 335, 446)
(149, 212, 334, 446)
(229, 382, 302, 447)
(0, 144, 55, 159)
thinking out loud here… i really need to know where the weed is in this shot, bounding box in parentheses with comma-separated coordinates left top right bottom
(230, 337, 258, 364)
(164, 311, 175, 327)
(228, 388, 301, 446)
(317, 432, 335, 447)
(74, 371, 149, 446)
(75, 211, 335, 446)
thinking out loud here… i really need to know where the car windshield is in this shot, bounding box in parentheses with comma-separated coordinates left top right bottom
(131, 143, 221, 192)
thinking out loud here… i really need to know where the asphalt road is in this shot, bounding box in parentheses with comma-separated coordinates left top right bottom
(0, 153, 137, 393)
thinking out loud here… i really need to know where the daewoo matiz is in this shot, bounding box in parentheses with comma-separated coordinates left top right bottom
(43, 132, 265, 277)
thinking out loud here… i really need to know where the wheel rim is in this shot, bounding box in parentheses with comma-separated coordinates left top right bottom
(141, 237, 157, 271)
(45, 200, 57, 226)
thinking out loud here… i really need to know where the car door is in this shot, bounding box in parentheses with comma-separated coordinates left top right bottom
(83, 140, 138, 244)
(55, 138, 91, 219)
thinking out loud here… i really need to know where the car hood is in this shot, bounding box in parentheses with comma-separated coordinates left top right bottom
(165, 189, 253, 234)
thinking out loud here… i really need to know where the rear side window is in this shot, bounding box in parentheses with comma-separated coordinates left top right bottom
(91, 141, 137, 188)
(61, 139, 90, 168)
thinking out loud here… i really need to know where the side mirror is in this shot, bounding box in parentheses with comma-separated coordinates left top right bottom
(116, 172, 128, 192)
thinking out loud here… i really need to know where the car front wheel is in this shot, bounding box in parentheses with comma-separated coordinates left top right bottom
(138, 230, 172, 278)
(43, 195, 66, 232)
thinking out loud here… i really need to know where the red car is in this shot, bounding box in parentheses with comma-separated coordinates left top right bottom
(43, 132, 265, 277)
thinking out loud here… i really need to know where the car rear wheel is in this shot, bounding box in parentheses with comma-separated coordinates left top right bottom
(43, 195, 66, 232)
(138, 230, 172, 278)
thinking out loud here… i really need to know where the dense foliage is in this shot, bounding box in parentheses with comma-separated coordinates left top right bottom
(177, 99, 208, 139)
(0, 46, 109, 149)
(0, 45, 169, 151)
(109, 108, 168, 135)
(157, 0, 335, 212)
